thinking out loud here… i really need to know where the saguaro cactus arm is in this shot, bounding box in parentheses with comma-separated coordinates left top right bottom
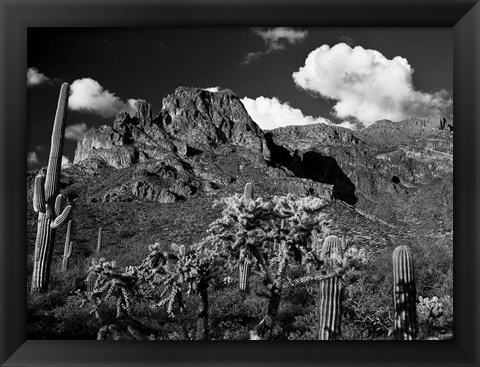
(50, 205, 73, 229)
(54, 194, 64, 216)
(33, 173, 46, 213)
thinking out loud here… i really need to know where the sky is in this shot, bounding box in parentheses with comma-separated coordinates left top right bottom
(27, 27, 453, 169)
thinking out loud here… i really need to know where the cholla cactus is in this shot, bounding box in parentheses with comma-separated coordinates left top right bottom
(31, 83, 73, 293)
(317, 235, 343, 340)
(417, 296, 444, 324)
(137, 242, 217, 340)
(392, 245, 417, 340)
(86, 258, 136, 318)
(207, 192, 331, 339)
(61, 220, 73, 272)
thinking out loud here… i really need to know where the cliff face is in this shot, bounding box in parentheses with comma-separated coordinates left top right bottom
(159, 87, 270, 160)
(269, 115, 453, 231)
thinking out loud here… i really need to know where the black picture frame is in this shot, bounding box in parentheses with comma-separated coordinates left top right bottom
(1, 0, 479, 366)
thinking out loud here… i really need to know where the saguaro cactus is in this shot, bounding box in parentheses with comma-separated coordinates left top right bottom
(97, 227, 103, 254)
(86, 272, 97, 293)
(239, 183, 253, 291)
(392, 245, 417, 340)
(31, 83, 73, 293)
(244, 182, 253, 200)
(239, 251, 252, 292)
(62, 220, 73, 272)
(321, 235, 343, 262)
(317, 235, 343, 340)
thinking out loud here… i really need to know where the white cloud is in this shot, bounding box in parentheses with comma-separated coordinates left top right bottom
(241, 96, 331, 130)
(27, 67, 50, 87)
(27, 151, 39, 167)
(243, 27, 308, 64)
(203, 87, 220, 93)
(68, 78, 137, 118)
(65, 123, 88, 141)
(61, 156, 71, 168)
(292, 43, 453, 126)
(256, 27, 308, 49)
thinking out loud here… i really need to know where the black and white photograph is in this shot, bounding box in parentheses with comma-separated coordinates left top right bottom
(26, 27, 453, 341)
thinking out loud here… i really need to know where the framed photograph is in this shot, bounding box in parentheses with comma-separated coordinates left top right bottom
(1, 0, 479, 366)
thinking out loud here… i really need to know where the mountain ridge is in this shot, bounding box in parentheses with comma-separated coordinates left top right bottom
(30, 86, 452, 236)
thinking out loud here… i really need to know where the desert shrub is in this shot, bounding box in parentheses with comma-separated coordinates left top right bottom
(286, 312, 318, 340)
(410, 236, 453, 299)
(208, 287, 267, 340)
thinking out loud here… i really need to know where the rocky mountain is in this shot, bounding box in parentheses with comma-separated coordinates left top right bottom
(269, 115, 452, 231)
(73, 87, 270, 169)
(27, 87, 452, 261)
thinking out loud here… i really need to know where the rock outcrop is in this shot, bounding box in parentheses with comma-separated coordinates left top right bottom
(74, 87, 270, 168)
(159, 87, 271, 161)
(269, 115, 453, 231)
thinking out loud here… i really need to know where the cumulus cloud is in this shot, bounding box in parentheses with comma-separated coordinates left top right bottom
(27, 67, 50, 87)
(61, 156, 71, 168)
(65, 123, 88, 141)
(27, 151, 39, 167)
(243, 27, 308, 64)
(241, 96, 330, 130)
(292, 43, 453, 127)
(68, 78, 137, 118)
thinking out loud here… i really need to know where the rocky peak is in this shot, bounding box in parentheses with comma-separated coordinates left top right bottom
(159, 87, 270, 160)
(73, 87, 271, 168)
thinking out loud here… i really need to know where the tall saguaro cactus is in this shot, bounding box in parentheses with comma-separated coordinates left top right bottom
(62, 220, 73, 272)
(97, 227, 103, 254)
(239, 251, 252, 292)
(317, 235, 343, 340)
(244, 182, 253, 200)
(392, 245, 417, 340)
(239, 183, 253, 291)
(31, 83, 73, 293)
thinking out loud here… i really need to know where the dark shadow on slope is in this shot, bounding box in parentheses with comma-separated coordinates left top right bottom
(265, 133, 358, 205)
